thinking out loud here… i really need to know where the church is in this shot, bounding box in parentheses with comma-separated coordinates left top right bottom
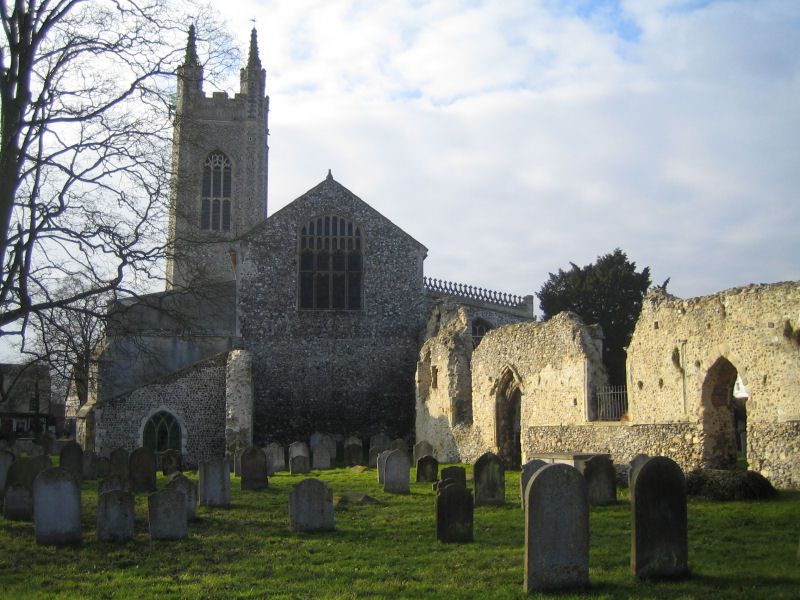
(76, 28, 533, 466)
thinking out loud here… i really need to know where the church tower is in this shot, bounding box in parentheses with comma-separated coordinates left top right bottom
(165, 26, 269, 289)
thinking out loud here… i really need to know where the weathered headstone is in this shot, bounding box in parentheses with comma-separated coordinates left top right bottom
(377, 450, 394, 484)
(390, 438, 408, 456)
(370, 433, 391, 454)
(148, 488, 188, 540)
(199, 458, 231, 508)
(0, 449, 14, 499)
(384, 450, 410, 494)
(413, 440, 434, 464)
(59, 441, 83, 484)
(628, 453, 650, 488)
(436, 481, 473, 543)
(474, 452, 505, 506)
(524, 463, 589, 592)
(581, 455, 616, 506)
(160, 449, 182, 476)
(240, 446, 268, 490)
(109, 448, 130, 480)
(312, 445, 332, 470)
(289, 441, 310, 460)
(416, 455, 439, 483)
(264, 442, 285, 474)
(3, 484, 32, 520)
(290, 455, 310, 475)
(343, 436, 363, 466)
(167, 472, 198, 521)
(440, 466, 467, 487)
(97, 489, 135, 542)
(289, 478, 334, 532)
(99, 475, 129, 496)
(96, 456, 112, 479)
(631, 456, 689, 579)
(310, 433, 336, 462)
(82, 451, 98, 480)
(520, 459, 547, 508)
(368, 447, 381, 468)
(129, 447, 157, 493)
(33, 468, 82, 545)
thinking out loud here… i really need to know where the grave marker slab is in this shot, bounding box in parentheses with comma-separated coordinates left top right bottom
(59, 441, 83, 484)
(631, 456, 689, 579)
(99, 475, 129, 496)
(289, 478, 334, 532)
(383, 450, 410, 494)
(390, 438, 408, 456)
(416, 455, 439, 483)
(368, 447, 381, 468)
(628, 453, 650, 488)
(581, 455, 616, 506)
(312, 445, 332, 470)
(199, 459, 231, 508)
(33, 468, 81, 545)
(289, 441, 310, 459)
(82, 451, 98, 480)
(290, 455, 310, 475)
(524, 463, 589, 592)
(3, 484, 32, 520)
(440, 466, 467, 487)
(413, 440, 434, 464)
(520, 459, 547, 509)
(377, 450, 393, 484)
(129, 447, 157, 493)
(436, 482, 473, 543)
(97, 490, 135, 542)
(474, 452, 505, 506)
(160, 449, 182, 476)
(370, 433, 391, 454)
(109, 448, 130, 480)
(343, 436, 363, 466)
(240, 446, 268, 490)
(148, 488, 188, 540)
(265, 443, 285, 474)
(96, 456, 112, 479)
(167, 473, 198, 521)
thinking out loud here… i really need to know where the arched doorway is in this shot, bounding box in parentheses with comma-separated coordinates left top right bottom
(495, 369, 522, 469)
(142, 411, 182, 453)
(700, 357, 741, 469)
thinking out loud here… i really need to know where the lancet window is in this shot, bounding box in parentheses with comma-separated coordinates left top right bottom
(200, 152, 232, 231)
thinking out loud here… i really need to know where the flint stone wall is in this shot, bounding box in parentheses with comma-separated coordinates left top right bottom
(91, 353, 227, 468)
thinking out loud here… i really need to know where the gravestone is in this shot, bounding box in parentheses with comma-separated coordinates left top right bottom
(628, 453, 650, 488)
(167, 472, 198, 521)
(3, 484, 33, 520)
(474, 452, 505, 506)
(524, 463, 589, 592)
(289, 441, 310, 460)
(383, 450, 410, 494)
(413, 440, 434, 464)
(368, 447, 381, 468)
(0, 449, 14, 499)
(33, 468, 82, 545)
(96, 456, 112, 479)
(436, 481, 473, 543)
(199, 458, 231, 508)
(289, 478, 334, 532)
(370, 433, 391, 454)
(240, 446, 268, 490)
(82, 451, 98, 480)
(312, 445, 332, 470)
(377, 450, 394, 484)
(631, 456, 689, 579)
(390, 438, 408, 456)
(129, 447, 157, 493)
(99, 475, 129, 496)
(310, 433, 336, 463)
(109, 448, 130, 480)
(581, 455, 616, 506)
(290, 455, 310, 475)
(97, 490, 135, 542)
(59, 441, 83, 484)
(343, 437, 363, 466)
(160, 449, 182, 476)
(265, 443, 285, 474)
(440, 466, 467, 487)
(148, 488, 188, 540)
(520, 459, 547, 508)
(416, 455, 439, 483)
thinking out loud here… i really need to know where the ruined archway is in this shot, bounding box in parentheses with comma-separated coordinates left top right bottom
(700, 357, 742, 469)
(495, 367, 522, 470)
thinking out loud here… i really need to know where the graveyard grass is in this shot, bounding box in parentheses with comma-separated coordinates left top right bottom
(1, 464, 799, 599)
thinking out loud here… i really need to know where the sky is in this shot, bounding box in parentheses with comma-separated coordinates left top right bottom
(208, 0, 798, 304)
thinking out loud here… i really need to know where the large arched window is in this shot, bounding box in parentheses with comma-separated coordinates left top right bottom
(143, 411, 181, 453)
(200, 152, 232, 231)
(299, 216, 362, 310)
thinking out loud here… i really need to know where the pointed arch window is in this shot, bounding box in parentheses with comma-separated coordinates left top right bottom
(201, 152, 232, 231)
(143, 411, 181, 453)
(299, 216, 362, 310)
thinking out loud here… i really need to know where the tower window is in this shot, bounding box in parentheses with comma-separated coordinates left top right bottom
(299, 216, 362, 310)
(201, 152, 232, 231)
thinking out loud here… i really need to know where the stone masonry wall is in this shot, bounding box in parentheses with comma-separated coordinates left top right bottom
(92, 352, 227, 467)
(225, 349, 254, 463)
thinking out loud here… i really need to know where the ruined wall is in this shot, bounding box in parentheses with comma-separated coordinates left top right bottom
(225, 349, 254, 462)
(626, 282, 800, 487)
(91, 352, 227, 467)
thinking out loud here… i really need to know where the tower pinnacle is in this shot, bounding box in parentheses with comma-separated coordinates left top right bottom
(185, 24, 200, 67)
(247, 28, 262, 70)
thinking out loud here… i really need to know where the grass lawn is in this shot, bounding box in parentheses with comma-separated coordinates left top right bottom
(1, 463, 798, 599)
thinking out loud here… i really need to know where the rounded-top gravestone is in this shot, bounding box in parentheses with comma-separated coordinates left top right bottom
(240, 446, 268, 490)
(370, 433, 391, 454)
(416, 455, 439, 483)
(289, 478, 334, 532)
(377, 450, 394, 484)
(440, 466, 467, 488)
(167, 472, 198, 521)
(413, 440, 434, 464)
(97, 489, 135, 543)
(312, 444, 332, 470)
(148, 488, 188, 540)
(265, 442, 285, 474)
(520, 459, 547, 508)
(383, 450, 411, 494)
(129, 447, 157, 493)
(343, 436, 363, 467)
(581, 455, 616, 506)
(199, 458, 231, 508)
(33, 467, 81, 545)
(474, 452, 505, 506)
(436, 481, 473, 543)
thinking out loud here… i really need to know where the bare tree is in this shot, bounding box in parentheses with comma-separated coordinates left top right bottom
(0, 0, 237, 349)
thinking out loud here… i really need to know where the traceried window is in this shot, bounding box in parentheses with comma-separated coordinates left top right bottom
(142, 411, 181, 452)
(200, 152, 232, 231)
(472, 318, 494, 348)
(299, 216, 362, 310)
